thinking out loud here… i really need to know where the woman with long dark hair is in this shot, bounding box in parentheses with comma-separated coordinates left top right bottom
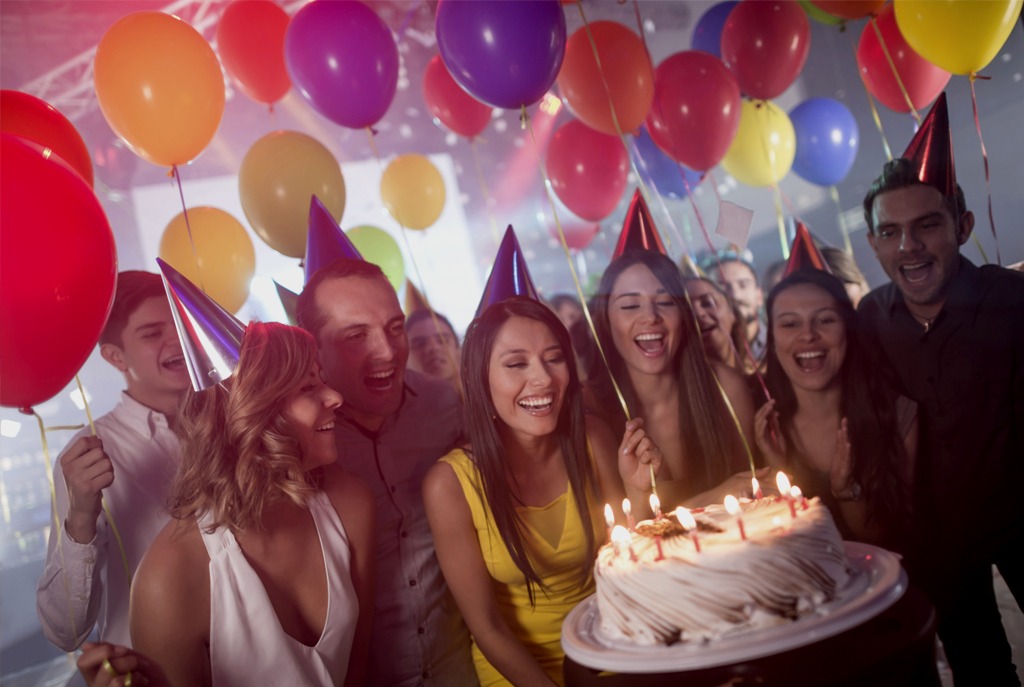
(585, 251, 758, 513)
(756, 271, 916, 545)
(423, 297, 656, 686)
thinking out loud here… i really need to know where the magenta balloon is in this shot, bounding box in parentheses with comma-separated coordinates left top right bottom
(285, 0, 398, 129)
(435, 0, 566, 110)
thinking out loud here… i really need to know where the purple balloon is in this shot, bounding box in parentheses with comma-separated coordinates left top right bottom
(435, 0, 566, 110)
(285, 1, 399, 129)
(691, 2, 740, 60)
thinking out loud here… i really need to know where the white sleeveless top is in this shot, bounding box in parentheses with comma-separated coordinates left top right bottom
(199, 491, 358, 686)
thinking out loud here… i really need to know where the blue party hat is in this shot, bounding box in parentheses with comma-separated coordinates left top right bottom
(475, 225, 539, 317)
(304, 195, 362, 285)
(157, 258, 246, 391)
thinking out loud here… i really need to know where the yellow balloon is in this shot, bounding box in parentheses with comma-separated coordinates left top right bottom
(721, 100, 795, 188)
(94, 12, 225, 167)
(380, 154, 445, 230)
(895, 0, 1023, 75)
(239, 131, 346, 258)
(159, 207, 256, 313)
(346, 225, 405, 293)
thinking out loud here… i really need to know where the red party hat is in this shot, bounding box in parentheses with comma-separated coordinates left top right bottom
(405, 281, 431, 314)
(783, 222, 832, 278)
(612, 189, 666, 258)
(475, 225, 539, 317)
(902, 92, 956, 197)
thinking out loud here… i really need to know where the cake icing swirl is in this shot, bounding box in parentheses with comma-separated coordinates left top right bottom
(594, 497, 850, 646)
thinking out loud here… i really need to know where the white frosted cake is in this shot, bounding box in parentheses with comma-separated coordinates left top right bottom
(594, 496, 851, 646)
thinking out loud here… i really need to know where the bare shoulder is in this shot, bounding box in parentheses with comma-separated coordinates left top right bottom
(135, 518, 207, 600)
(422, 457, 462, 507)
(322, 466, 374, 522)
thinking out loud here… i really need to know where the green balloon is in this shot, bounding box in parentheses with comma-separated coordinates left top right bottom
(346, 225, 406, 293)
(798, 0, 844, 26)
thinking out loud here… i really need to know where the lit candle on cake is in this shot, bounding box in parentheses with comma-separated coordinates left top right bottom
(725, 495, 747, 540)
(776, 472, 796, 519)
(649, 493, 662, 520)
(751, 475, 763, 500)
(675, 507, 701, 553)
(604, 503, 615, 541)
(611, 525, 630, 560)
(791, 485, 808, 510)
(622, 498, 635, 531)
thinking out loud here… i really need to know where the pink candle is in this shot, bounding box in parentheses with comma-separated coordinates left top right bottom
(603, 503, 615, 541)
(649, 493, 662, 520)
(654, 535, 665, 561)
(791, 485, 808, 511)
(776, 472, 797, 519)
(752, 476, 763, 500)
(622, 498, 635, 531)
(610, 525, 630, 561)
(725, 495, 747, 541)
(674, 507, 701, 553)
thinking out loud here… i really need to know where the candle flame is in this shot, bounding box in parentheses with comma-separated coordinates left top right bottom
(724, 494, 741, 516)
(776, 471, 792, 494)
(751, 476, 761, 497)
(611, 525, 631, 545)
(622, 498, 631, 516)
(675, 506, 696, 529)
(649, 493, 660, 514)
(790, 486, 802, 500)
(604, 503, 614, 528)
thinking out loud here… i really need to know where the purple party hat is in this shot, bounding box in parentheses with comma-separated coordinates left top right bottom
(475, 225, 539, 317)
(304, 195, 362, 285)
(157, 258, 246, 391)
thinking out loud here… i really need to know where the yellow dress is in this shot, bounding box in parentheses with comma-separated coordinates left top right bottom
(440, 449, 603, 687)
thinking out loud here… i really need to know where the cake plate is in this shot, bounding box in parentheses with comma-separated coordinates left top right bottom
(562, 541, 907, 673)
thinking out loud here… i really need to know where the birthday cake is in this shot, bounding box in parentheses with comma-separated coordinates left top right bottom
(594, 496, 851, 646)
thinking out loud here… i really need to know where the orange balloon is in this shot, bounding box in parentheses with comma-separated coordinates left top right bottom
(380, 155, 445, 230)
(239, 131, 346, 258)
(159, 207, 256, 313)
(809, 1, 885, 20)
(557, 21, 654, 136)
(94, 12, 225, 167)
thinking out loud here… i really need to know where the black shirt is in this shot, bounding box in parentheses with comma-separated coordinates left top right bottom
(859, 257, 1024, 557)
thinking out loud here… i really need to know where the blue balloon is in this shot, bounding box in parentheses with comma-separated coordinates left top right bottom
(789, 98, 859, 187)
(632, 127, 703, 199)
(691, 2, 739, 60)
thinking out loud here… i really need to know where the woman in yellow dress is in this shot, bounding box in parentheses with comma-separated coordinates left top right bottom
(423, 297, 659, 686)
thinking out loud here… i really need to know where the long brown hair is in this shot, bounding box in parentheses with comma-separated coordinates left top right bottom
(588, 251, 744, 496)
(171, 322, 324, 532)
(461, 297, 596, 603)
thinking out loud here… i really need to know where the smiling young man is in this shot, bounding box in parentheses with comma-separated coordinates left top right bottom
(859, 157, 1024, 685)
(37, 271, 190, 651)
(297, 259, 476, 687)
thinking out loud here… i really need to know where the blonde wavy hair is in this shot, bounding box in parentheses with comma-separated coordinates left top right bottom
(170, 321, 324, 532)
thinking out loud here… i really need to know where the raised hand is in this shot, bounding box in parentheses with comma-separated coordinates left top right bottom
(753, 399, 787, 468)
(830, 418, 857, 497)
(61, 436, 114, 544)
(618, 417, 663, 494)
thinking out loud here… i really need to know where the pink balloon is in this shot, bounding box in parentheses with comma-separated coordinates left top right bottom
(721, 1, 810, 100)
(422, 55, 492, 138)
(546, 120, 629, 222)
(645, 51, 741, 171)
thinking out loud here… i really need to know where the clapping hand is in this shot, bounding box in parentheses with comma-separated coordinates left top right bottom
(754, 399, 787, 468)
(830, 418, 856, 497)
(618, 418, 663, 494)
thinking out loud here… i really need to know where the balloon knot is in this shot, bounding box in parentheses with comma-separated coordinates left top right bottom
(519, 107, 529, 130)
(970, 72, 991, 83)
(18, 406, 33, 416)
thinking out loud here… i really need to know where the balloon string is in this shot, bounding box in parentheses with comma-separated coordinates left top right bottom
(830, 185, 854, 255)
(712, 372, 757, 475)
(31, 408, 81, 643)
(773, 186, 790, 260)
(969, 75, 1002, 266)
(171, 165, 207, 293)
(523, 113, 653, 493)
(847, 31, 893, 161)
(469, 138, 502, 247)
(868, 17, 922, 124)
(75, 375, 133, 590)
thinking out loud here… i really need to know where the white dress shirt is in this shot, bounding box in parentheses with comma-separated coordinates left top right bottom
(36, 392, 179, 650)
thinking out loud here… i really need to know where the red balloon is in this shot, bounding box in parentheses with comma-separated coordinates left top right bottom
(556, 21, 655, 136)
(422, 55, 492, 138)
(216, 0, 291, 105)
(551, 222, 600, 251)
(645, 51, 741, 171)
(721, 1, 810, 100)
(1, 90, 94, 187)
(0, 134, 117, 409)
(856, 4, 951, 114)
(546, 120, 629, 222)
(810, 0, 885, 20)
